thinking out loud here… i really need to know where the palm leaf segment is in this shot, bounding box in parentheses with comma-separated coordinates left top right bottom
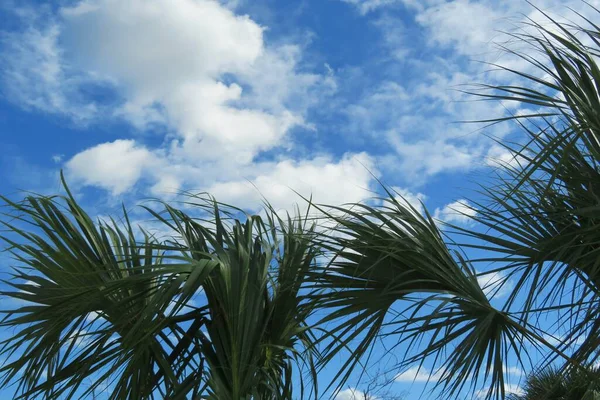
(309, 195, 529, 399)
(0, 180, 320, 400)
(148, 199, 321, 400)
(459, 5, 600, 367)
(508, 364, 600, 400)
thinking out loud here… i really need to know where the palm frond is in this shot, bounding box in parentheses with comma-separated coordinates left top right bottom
(307, 193, 531, 399)
(457, 4, 600, 368)
(0, 176, 213, 399)
(144, 196, 322, 399)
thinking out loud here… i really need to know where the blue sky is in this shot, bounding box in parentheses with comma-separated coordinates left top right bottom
(0, 0, 597, 398)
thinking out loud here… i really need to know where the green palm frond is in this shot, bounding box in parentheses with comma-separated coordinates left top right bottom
(456, 4, 600, 368)
(306, 193, 531, 399)
(508, 364, 600, 400)
(0, 182, 322, 400)
(143, 196, 322, 400)
(0, 175, 213, 399)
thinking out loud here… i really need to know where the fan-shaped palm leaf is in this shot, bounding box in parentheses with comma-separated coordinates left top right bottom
(306, 193, 534, 399)
(0, 176, 214, 399)
(145, 197, 322, 399)
(457, 4, 600, 369)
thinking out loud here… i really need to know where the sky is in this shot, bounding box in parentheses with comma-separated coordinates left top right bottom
(0, 0, 598, 398)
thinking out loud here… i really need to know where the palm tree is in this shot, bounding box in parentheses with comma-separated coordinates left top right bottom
(0, 184, 320, 399)
(309, 4, 600, 399)
(507, 365, 600, 400)
(306, 193, 528, 399)
(1, 4, 600, 400)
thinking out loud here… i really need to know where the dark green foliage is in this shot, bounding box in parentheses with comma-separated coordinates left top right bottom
(508, 365, 600, 400)
(0, 181, 320, 399)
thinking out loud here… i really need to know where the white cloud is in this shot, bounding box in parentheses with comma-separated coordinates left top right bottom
(58, 0, 291, 158)
(345, 81, 410, 134)
(65, 140, 156, 196)
(434, 199, 476, 225)
(395, 366, 445, 383)
(340, 0, 399, 15)
(60, 0, 263, 84)
(335, 388, 378, 400)
(504, 365, 524, 377)
(3, 0, 338, 202)
(340, 0, 442, 15)
(414, 0, 505, 56)
(372, 15, 411, 60)
(387, 138, 478, 180)
(476, 384, 524, 399)
(206, 152, 375, 213)
(0, 20, 98, 122)
(65, 140, 376, 210)
(55, 0, 334, 160)
(476, 270, 514, 300)
(345, 0, 599, 57)
(341, 74, 500, 184)
(337, 0, 600, 187)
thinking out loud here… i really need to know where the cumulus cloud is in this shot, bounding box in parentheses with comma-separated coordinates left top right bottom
(340, 70, 506, 184)
(504, 365, 524, 377)
(335, 388, 377, 400)
(340, 0, 445, 15)
(395, 366, 445, 383)
(2, 0, 339, 205)
(387, 138, 478, 180)
(65, 139, 376, 209)
(61, 0, 264, 85)
(434, 199, 476, 225)
(414, 0, 505, 56)
(66, 140, 157, 196)
(485, 145, 530, 169)
(343, 0, 600, 55)
(336, 0, 600, 186)
(344, 81, 410, 135)
(58, 0, 301, 159)
(206, 152, 375, 213)
(340, 0, 401, 15)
